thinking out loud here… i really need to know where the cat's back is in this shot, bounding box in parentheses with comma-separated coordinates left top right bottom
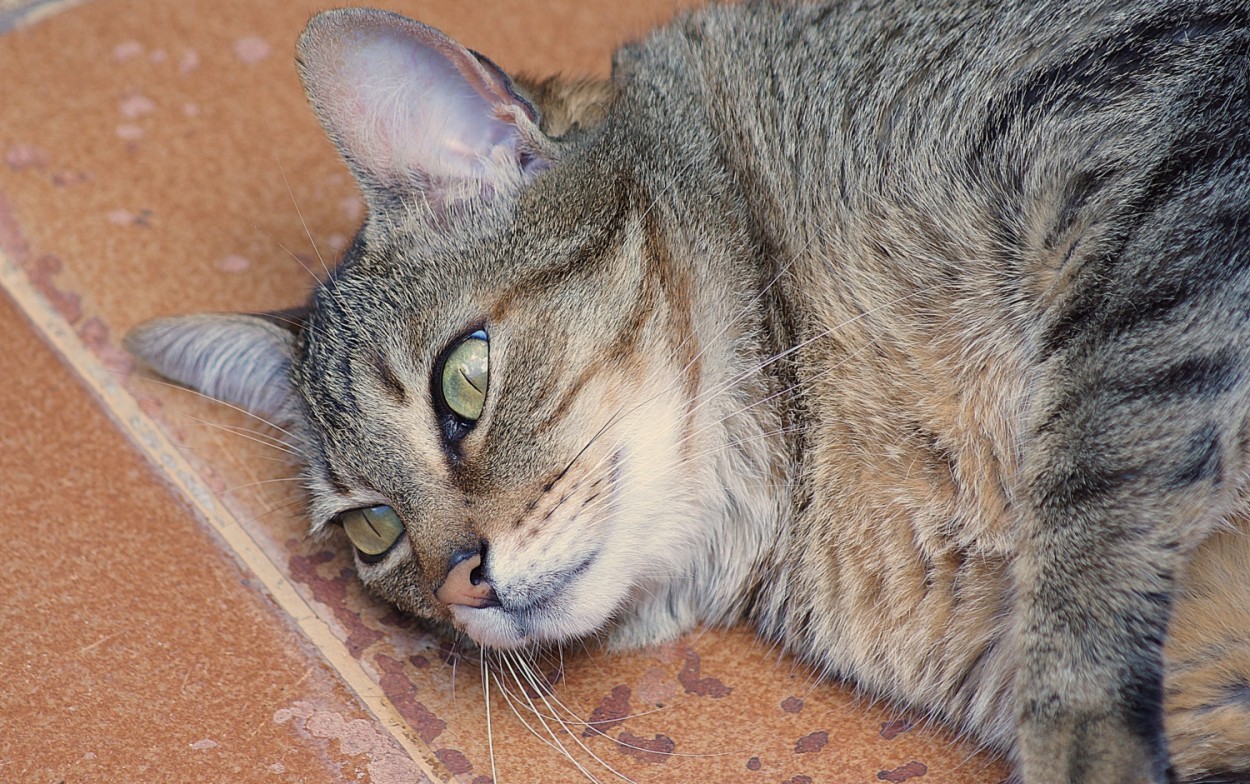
(623, 0, 1248, 252)
(617, 0, 1250, 509)
(618, 0, 1250, 475)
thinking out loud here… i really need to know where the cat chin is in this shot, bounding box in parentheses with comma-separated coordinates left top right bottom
(447, 606, 529, 649)
(452, 572, 711, 652)
(447, 567, 629, 650)
(449, 602, 613, 650)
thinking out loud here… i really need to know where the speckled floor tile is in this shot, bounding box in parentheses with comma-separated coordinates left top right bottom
(0, 0, 1012, 781)
(0, 292, 431, 783)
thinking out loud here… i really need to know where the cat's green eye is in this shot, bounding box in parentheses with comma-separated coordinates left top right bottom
(440, 330, 489, 422)
(340, 505, 405, 558)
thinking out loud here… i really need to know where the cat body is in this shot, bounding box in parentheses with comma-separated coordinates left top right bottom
(128, 1, 1250, 781)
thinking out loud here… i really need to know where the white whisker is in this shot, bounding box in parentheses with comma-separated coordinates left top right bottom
(275, 158, 332, 281)
(498, 652, 605, 782)
(183, 416, 305, 459)
(222, 476, 306, 495)
(134, 375, 309, 449)
(482, 654, 499, 784)
(507, 652, 640, 783)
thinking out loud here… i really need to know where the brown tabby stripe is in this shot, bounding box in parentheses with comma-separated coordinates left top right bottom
(371, 352, 408, 403)
(643, 214, 702, 459)
(320, 459, 355, 498)
(533, 258, 657, 435)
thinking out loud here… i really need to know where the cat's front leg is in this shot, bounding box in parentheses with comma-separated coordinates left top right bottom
(1012, 514, 1175, 784)
(1011, 360, 1240, 783)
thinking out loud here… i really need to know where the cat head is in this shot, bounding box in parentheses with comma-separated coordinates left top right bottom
(128, 8, 780, 650)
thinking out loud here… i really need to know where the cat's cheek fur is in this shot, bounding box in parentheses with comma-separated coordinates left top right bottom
(585, 366, 767, 649)
(460, 379, 701, 648)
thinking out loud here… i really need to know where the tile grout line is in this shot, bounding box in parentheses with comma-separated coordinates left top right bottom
(0, 252, 448, 783)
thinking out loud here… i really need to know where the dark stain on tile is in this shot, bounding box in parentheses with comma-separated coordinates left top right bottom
(584, 684, 631, 738)
(0, 191, 31, 263)
(25, 253, 82, 323)
(678, 649, 731, 698)
(287, 546, 382, 654)
(878, 761, 928, 782)
(616, 731, 675, 764)
(435, 747, 473, 775)
(343, 605, 383, 653)
(374, 653, 446, 744)
(438, 638, 463, 665)
(378, 606, 420, 629)
(880, 718, 914, 740)
(79, 316, 133, 374)
(781, 696, 804, 713)
(518, 660, 563, 699)
(794, 730, 828, 754)
(746, 755, 761, 770)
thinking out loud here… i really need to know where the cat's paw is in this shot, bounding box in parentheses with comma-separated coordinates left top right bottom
(1016, 708, 1174, 784)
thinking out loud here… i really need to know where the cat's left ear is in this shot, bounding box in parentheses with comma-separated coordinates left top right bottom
(296, 9, 552, 215)
(125, 309, 306, 423)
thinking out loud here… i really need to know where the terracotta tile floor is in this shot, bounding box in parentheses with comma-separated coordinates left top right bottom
(0, 1, 1011, 782)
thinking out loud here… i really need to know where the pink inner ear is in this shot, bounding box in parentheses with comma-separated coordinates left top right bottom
(298, 10, 540, 195)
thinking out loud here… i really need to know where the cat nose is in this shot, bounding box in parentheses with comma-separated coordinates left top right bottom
(435, 542, 500, 609)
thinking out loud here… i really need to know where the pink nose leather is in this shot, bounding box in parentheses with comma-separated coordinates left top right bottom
(435, 552, 495, 608)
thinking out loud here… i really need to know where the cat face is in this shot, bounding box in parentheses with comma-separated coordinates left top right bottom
(294, 191, 703, 649)
(127, 9, 776, 650)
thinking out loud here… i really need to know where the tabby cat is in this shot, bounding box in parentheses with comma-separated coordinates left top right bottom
(126, 1, 1250, 781)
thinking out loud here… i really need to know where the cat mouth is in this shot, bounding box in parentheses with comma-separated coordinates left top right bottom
(449, 550, 604, 649)
(504, 551, 598, 613)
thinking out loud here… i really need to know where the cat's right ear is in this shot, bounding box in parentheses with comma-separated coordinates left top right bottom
(125, 310, 304, 423)
(296, 9, 552, 216)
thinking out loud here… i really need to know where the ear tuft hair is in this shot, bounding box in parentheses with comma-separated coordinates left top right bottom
(125, 312, 301, 421)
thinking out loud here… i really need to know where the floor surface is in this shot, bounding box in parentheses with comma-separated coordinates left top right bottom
(0, 1, 1011, 781)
